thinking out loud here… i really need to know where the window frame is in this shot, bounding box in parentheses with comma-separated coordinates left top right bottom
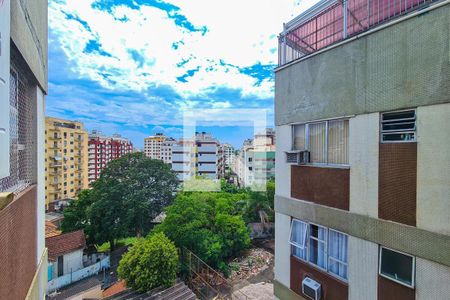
(289, 219, 308, 250)
(380, 109, 417, 144)
(291, 117, 350, 167)
(308, 222, 328, 271)
(289, 218, 348, 282)
(378, 246, 415, 288)
(327, 228, 349, 281)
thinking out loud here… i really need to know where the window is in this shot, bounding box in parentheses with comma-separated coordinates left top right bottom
(379, 247, 415, 288)
(290, 218, 348, 281)
(328, 230, 348, 280)
(309, 224, 327, 269)
(381, 110, 416, 142)
(290, 219, 307, 260)
(293, 119, 349, 165)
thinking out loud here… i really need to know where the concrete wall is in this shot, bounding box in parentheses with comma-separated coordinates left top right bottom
(275, 125, 291, 198)
(63, 250, 84, 275)
(417, 103, 450, 235)
(275, 3, 450, 126)
(416, 257, 450, 300)
(274, 212, 291, 288)
(348, 236, 378, 300)
(10, 0, 48, 92)
(349, 113, 379, 218)
(36, 86, 46, 264)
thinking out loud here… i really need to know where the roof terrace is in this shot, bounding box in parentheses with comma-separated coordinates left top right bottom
(278, 0, 440, 66)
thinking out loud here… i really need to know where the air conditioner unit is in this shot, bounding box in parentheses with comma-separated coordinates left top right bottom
(302, 277, 321, 300)
(285, 150, 310, 165)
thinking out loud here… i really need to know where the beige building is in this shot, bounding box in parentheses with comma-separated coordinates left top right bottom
(0, 0, 48, 299)
(275, 1, 450, 300)
(45, 117, 88, 207)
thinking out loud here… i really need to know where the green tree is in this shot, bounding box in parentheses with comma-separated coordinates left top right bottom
(61, 189, 94, 233)
(61, 153, 178, 249)
(156, 192, 250, 269)
(117, 233, 178, 292)
(242, 179, 275, 223)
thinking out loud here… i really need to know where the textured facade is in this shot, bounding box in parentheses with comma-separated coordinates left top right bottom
(274, 2, 450, 300)
(144, 134, 175, 164)
(87, 131, 133, 183)
(0, 0, 48, 299)
(45, 117, 88, 207)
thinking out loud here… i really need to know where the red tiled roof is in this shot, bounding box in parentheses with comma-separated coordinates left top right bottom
(45, 220, 62, 238)
(102, 280, 127, 298)
(46, 230, 86, 261)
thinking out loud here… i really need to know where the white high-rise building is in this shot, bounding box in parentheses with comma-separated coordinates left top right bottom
(222, 143, 235, 167)
(144, 133, 165, 159)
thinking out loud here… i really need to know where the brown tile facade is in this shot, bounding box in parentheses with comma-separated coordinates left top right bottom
(291, 165, 350, 210)
(378, 275, 415, 300)
(379, 143, 417, 226)
(290, 256, 348, 300)
(0, 186, 37, 300)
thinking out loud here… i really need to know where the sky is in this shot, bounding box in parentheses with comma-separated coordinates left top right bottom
(47, 0, 317, 149)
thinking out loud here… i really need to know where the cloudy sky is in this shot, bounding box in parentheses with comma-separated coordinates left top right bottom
(47, 0, 316, 148)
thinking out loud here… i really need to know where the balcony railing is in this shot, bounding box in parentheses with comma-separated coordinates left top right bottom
(278, 0, 439, 65)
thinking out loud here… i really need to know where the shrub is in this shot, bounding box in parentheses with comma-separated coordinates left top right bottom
(117, 233, 178, 292)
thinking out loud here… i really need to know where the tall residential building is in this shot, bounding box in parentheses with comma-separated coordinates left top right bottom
(274, 1, 450, 300)
(144, 133, 175, 164)
(44, 117, 88, 207)
(222, 143, 235, 167)
(87, 131, 133, 183)
(144, 133, 166, 159)
(0, 0, 48, 298)
(172, 139, 195, 182)
(234, 130, 276, 188)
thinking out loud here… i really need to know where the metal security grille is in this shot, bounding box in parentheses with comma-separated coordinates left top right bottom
(0, 59, 36, 194)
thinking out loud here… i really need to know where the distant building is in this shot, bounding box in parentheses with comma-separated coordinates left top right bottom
(45, 117, 88, 208)
(87, 131, 133, 183)
(0, 1, 48, 299)
(274, 1, 450, 300)
(144, 133, 175, 164)
(234, 129, 275, 187)
(172, 139, 195, 182)
(222, 143, 235, 167)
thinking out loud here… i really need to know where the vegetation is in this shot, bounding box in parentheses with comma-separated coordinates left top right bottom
(96, 236, 138, 253)
(155, 191, 251, 274)
(61, 153, 178, 249)
(117, 233, 178, 292)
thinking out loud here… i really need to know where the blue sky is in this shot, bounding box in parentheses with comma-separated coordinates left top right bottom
(47, 0, 315, 148)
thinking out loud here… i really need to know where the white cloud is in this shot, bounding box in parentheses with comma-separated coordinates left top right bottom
(49, 0, 318, 99)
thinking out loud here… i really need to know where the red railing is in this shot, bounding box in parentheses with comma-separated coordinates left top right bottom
(279, 0, 439, 65)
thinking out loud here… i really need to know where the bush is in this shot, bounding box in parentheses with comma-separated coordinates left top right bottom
(117, 233, 179, 292)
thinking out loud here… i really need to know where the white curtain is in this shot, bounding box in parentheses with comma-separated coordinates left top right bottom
(309, 225, 327, 269)
(293, 124, 306, 150)
(328, 230, 348, 279)
(290, 220, 307, 260)
(328, 120, 349, 164)
(308, 122, 326, 163)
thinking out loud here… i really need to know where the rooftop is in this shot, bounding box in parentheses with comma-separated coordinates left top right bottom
(278, 0, 440, 66)
(46, 229, 86, 261)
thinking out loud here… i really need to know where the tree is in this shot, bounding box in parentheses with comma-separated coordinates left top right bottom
(61, 189, 94, 233)
(155, 192, 250, 270)
(61, 153, 178, 249)
(242, 179, 275, 223)
(117, 233, 178, 292)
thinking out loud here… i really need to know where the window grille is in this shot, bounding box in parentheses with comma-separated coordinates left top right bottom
(0, 55, 36, 194)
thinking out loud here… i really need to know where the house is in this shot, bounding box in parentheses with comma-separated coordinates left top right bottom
(46, 230, 86, 280)
(274, 0, 450, 299)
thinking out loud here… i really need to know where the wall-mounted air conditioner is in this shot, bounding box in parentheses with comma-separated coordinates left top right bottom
(302, 277, 321, 300)
(285, 150, 310, 165)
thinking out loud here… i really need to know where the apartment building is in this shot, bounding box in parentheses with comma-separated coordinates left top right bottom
(274, 1, 450, 300)
(222, 143, 235, 167)
(195, 132, 223, 180)
(172, 139, 195, 182)
(0, 0, 48, 299)
(87, 131, 133, 183)
(45, 117, 88, 207)
(235, 130, 276, 188)
(144, 133, 175, 164)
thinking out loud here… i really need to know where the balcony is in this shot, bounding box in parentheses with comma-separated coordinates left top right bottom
(278, 0, 439, 66)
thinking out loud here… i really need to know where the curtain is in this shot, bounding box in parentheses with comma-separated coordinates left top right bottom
(308, 122, 326, 163)
(293, 124, 306, 150)
(309, 225, 327, 269)
(328, 230, 348, 279)
(291, 220, 307, 260)
(328, 120, 349, 164)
